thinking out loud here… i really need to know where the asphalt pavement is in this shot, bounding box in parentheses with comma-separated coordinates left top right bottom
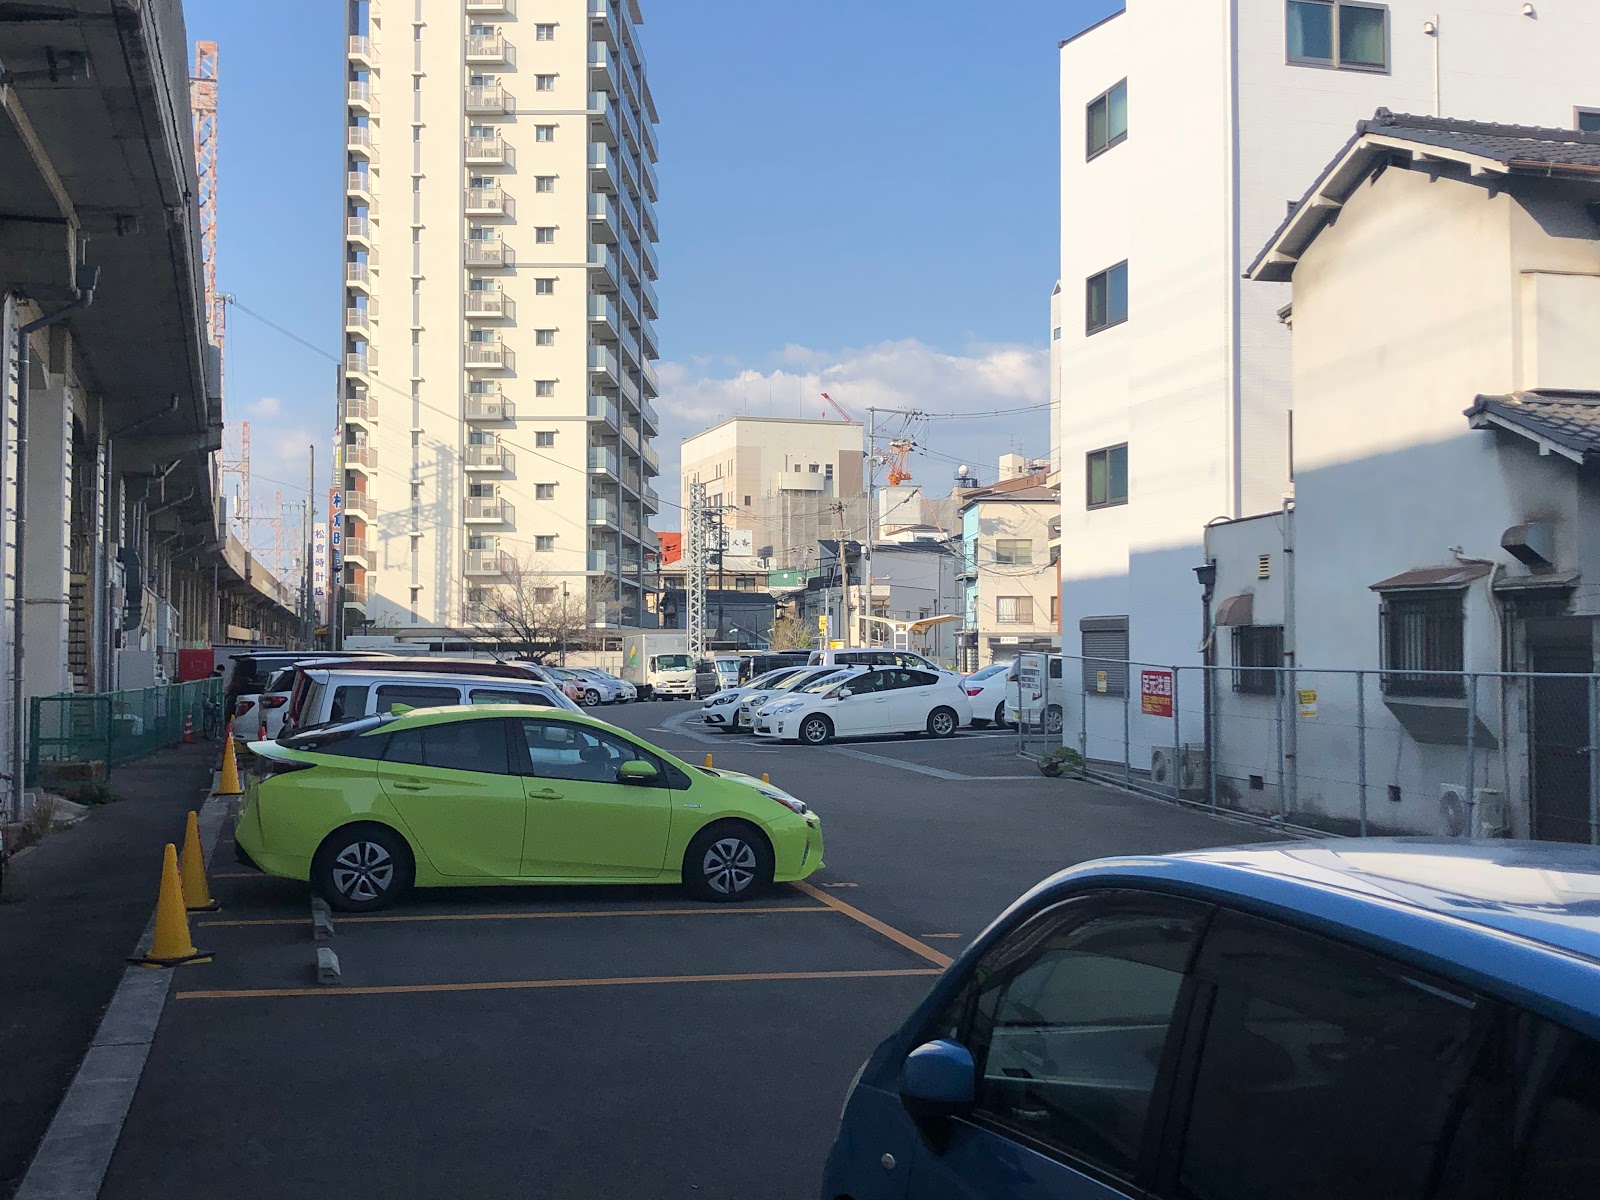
(96, 701, 1278, 1200)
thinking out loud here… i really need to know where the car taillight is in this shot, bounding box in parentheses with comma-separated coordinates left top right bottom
(965, 687, 983, 696)
(256, 755, 316, 779)
(235, 699, 256, 716)
(262, 695, 289, 709)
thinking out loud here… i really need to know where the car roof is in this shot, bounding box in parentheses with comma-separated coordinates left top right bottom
(378, 703, 631, 735)
(296, 656, 538, 677)
(1040, 839, 1600, 1034)
(308, 668, 560, 689)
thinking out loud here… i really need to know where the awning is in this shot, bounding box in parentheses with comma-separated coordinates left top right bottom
(1493, 570, 1580, 594)
(1369, 564, 1492, 591)
(1214, 593, 1254, 626)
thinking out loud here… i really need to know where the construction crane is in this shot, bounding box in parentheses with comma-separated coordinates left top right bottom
(886, 437, 915, 485)
(820, 391, 855, 423)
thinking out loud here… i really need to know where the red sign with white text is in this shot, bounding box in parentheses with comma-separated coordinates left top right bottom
(1141, 670, 1174, 718)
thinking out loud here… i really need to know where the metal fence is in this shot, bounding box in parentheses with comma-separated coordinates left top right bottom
(28, 679, 222, 785)
(1018, 656, 1600, 844)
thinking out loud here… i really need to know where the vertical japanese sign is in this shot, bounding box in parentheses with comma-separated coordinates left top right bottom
(312, 523, 328, 623)
(1141, 669, 1174, 718)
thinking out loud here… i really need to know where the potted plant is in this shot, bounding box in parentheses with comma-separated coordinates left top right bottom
(1038, 746, 1084, 779)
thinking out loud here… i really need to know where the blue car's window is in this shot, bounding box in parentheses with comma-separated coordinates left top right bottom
(1511, 1022, 1600, 1200)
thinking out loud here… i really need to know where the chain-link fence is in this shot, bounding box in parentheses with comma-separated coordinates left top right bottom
(1019, 656, 1600, 843)
(28, 678, 222, 786)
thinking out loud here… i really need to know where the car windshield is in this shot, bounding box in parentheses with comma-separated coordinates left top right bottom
(654, 654, 693, 670)
(747, 669, 793, 690)
(798, 670, 855, 695)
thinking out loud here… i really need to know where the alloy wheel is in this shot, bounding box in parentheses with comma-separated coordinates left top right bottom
(702, 837, 758, 896)
(584, 688, 601, 707)
(331, 841, 394, 903)
(1046, 705, 1064, 735)
(930, 709, 956, 737)
(801, 716, 829, 745)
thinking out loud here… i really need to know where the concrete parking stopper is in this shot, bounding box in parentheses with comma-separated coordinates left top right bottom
(311, 898, 335, 943)
(316, 946, 341, 986)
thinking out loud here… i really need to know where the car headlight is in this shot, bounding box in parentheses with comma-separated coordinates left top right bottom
(771, 700, 804, 715)
(708, 694, 736, 706)
(755, 786, 807, 815)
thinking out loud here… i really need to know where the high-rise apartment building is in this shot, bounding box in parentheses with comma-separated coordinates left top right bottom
(339, 0, 661, 636)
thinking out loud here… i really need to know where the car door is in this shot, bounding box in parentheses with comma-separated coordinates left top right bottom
(515, 718, 673, 878)
(830, 671, 888, 736)
(374, 718, 526, 877)
(890, 669, 944, 731)
(907, 892, 1210, 1200)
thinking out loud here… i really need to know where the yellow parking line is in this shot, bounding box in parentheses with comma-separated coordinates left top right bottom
(199, 904, 831, 928)
(792, 881, 954, 969)
(920, 933, 964, 940)
(176, 966, 942, 1001)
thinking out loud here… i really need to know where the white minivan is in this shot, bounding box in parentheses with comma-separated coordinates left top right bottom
(293, 668, 580, 731)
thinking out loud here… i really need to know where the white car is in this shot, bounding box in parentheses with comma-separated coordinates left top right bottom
(962, 661, 1015, 728)
(734, 666, 855, 731)
(700, 667, 811, 733)
(562, 669, 631, 706)
(1005, 654, 1066, 734)
(753, 666, 972, 745)
(234, 666, 298, 742)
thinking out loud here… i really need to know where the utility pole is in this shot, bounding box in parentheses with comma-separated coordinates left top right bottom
(303, 446, 314, 647)
(560, 581, 569, 666)
(686, 480, 708, 659)
(833, 502, 851, 649)
(864, 408, 875, 642)
(713, 505, 727, 647)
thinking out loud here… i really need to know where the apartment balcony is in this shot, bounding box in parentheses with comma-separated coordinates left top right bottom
(641, 394, 659, 435)
(641, 318, 659, 360)
(465, 391, 515, 421)
(464, 289, 515, 320)
(465, 497, 516, 524)
(345, 350, 376, 379)
(344, 304, 375, 332)
(588, 344, 620, 387)
(617, 273, 640, 322)
(343, 579, 369, 607)
(589, 42, 617, 94)
(588, 143, 617, 191)
(589, 1, 618, 46)
(587, 550, 613, 575)
(465, 549, 511, 577)
(465, 443, 515, 472)
(642, 358, 660, 399)
(617, 367, 640, 410)
(615, 176, 640, 239)
(619, 320, 641, 370)
(466, 33, 514, 65)
(643, 481, 660, 513)
(588, 498, 620, 529)
(342, 536, 368, 564)
(344, 443, 377, 474)
(465, 238, 514, 268)
(642, 441, 660, 476)
(347, 170, 373, 201)
(346, 125, 376, 159)
(344, 393, 377, 426)
(641, 197, 659, 243)
(588, 91, 619, 146)
(589, 445, 619, 479)
(642, 154, 659, 203)
(348, 35, 375, 65)
(346, 215, 374, 246)
(641, 273, 659, 320)
(467, 0, 514, 13)
(620, 462, 642, 497)
(587, 393, 619, 431)
(466, 135, 514, 167)
(642, 236, 659, 282)
(621, 423, 641, 455)
(345, 492, 377, 521)
(465, 341, 515, 371)
(588, 243, 619, 292)
(588, 294, 619, 340)
(465, 186, 514, 218)
(465, 83, 515, 115)
(347, 79, 375, 112)
(588, 193, 619, 243)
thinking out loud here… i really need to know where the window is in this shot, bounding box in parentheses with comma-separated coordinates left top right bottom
(1050, 594, 1060, 624)
(535, 588, 557, 604)
(328, 684, 369, 723)
(468, 688, 557, 709)
(382, 720, 511, 773)
(535, 74, 556, 91)
(956, 894, 1208, 1181)
(534, 277, 557, 296)
(535, 329, 556, 346)
(1232, 625, 1284, 695)
(535, 227, 556, 244)
(535, 431, 556, 448)
(535, 380, 556, 397)
(516, 719, 665, 785)
(535, 483, 556, 500)
(1052, 326, 1062, 341)
(534, 535, 556, 552)
(1287, 1, 1389, 72)
(535, 23, 555, 40)
(996, 596, 1033, 625)
(1086, 444, 1129, 509)
(374, 684, 460, 713)
(1514, 1022, 1600, 1199)
(1081, 616, 1129, 696)
(1178, 910, 1481, 1200)
(1380, 590, 1465, 697)
(1578, 109, 1600, 134)
(1086, 79, 1128, 158)
(994, 538, 1033, 566)
(1087, 262, 1129, 333)
(742, 494, 751, 506)
(535, 175, 556, 193)
(535, 125, 556, 142)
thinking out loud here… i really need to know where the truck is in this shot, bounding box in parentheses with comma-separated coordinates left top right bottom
(622, 632, 701, 700)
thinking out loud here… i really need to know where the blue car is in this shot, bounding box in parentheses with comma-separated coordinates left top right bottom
(823, 840, 1600, 1199)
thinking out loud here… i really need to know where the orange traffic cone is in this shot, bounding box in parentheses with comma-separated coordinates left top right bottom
(128, 844, 211, 968)
(180, 810, 220, 912)
(761, 772, 770, 784)
(217, 730, 242, 797)
(182, 712, 195, 744)
(704, 753, 714, 769)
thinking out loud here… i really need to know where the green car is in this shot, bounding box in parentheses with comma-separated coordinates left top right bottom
(237, 705, 823, 911)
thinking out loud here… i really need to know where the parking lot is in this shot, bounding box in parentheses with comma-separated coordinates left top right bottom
(97, 701, 1278, 1199)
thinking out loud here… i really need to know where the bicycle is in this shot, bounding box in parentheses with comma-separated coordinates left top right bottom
(201, 695, 224, 741)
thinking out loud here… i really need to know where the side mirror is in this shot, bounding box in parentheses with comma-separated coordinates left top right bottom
(836, 688, 853, 699)
(899, 1040, 975, 1134)
(617, 760, 660, 785)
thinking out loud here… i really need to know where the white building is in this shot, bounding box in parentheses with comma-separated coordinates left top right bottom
(339, 0, 662, 637)
(1056, 1, 1600, 677)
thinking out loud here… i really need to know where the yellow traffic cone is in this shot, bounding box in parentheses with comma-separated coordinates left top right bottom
(128, 844, 211, 968)
(704, 753, 714, 769)
(180, 810, 220, 912)
(217, 731, 242, 797)
(761, 772, 770, 784)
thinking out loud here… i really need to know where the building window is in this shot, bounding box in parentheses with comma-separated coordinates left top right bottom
(535, 176, 556, 193)
(1287, 1, 1389, 72)
(1049, 595, 1060, 625)
(535, 125, 556, 142)
(1087, 262, 1129, 333)
(1087, 444, 1129, 509)
(996, 596, 1033, 625)
(535, 380, 556, 397)
(535, 278, 556, 295)
(535, 329, 556, 346)
(535, 535, 556, 553)
(1231, 625, 1285, 696)
(535, 75, 556, 92)
(994, 539, 1033, 566)
(1380, 591, 1465, 697)
(1086, 79, 1128, 158)
(536, 483, 556, 500)
(535, 23, 555, 40)
(535, 587, 557, 604)
(1052, 326, 1062, 341)
(535, 431, 556, 448)
(743, 495, 751, 506)
(1578, 108, 1600, 133)
(1081, 616, 1129, 697)
(535, 227, 556, 244)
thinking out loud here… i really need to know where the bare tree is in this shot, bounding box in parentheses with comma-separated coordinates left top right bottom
(465, 552, 584, 661)
(767, 613, 815, 651)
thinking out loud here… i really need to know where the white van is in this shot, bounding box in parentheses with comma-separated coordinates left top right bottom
(294, 668, 580, 732)
(806, 648, 946, 673)
(1005, 653, 1066, 734)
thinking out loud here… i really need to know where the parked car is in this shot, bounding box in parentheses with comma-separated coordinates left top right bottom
(737, 651, 811, 684)
(559, 668, 633, 707)
(713, 655, 743, 691)
(291, 667, 579, 731)
(699, 666, 812, 733)
(806, 647, 947, 673)
(1005, 653, 1065, 734)
(281, 656, 573, 733)
(962, 660, 1015, 728)
(753, 666, 971, 745)
(234, 666, 299, 742)
(734, 666, 857, 732)
(824, 839, 1600, 1200)
(224, 648, 389, 716)
(239, 705, 824, 910)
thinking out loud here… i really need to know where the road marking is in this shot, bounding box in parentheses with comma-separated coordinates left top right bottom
(211, 871, 260, 879)
(921, 933, 964, 940)
(199, 904, 831, 927)
(821, 882, 859, 889)
(824, 745, 1035, 782)
(176, 966, 942, 1001)
(793, 881, 954, 969)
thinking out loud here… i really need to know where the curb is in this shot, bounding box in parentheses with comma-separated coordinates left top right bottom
(15, 778, 228, 1200)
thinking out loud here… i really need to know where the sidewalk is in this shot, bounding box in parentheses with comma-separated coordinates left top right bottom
(0, 742, 217, 1198)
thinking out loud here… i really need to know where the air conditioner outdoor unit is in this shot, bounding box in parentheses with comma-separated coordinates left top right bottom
(1151, 748, 1175, 788)
(1440, 785, 1512, 838)
(1151, 746, 1207, 797)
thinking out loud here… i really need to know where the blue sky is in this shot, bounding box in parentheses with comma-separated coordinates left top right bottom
(183, 0, 1120, 541)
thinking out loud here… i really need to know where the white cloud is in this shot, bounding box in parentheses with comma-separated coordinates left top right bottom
(652, 338, 1050, 529)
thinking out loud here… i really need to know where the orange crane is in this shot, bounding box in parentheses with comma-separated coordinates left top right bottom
(820, 391, 855, 422)
(886, 437, 915, 485)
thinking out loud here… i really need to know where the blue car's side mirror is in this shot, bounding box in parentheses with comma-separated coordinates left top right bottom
(899, 1039, 976, 1135)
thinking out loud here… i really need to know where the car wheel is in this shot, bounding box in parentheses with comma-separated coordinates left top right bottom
(683, 821, 774, 902)
(927, 707, 959, 738)
(799, 714, 833, 746)
(583, 688, 601, 707)
(312, 824, 414, 913)
(994, 701, 1011, 729)
(1045, 704, 1064, 735)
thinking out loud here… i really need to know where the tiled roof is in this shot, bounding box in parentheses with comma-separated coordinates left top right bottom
(1363, 109, 1600, 171)
(1467, 392, 1600, 464)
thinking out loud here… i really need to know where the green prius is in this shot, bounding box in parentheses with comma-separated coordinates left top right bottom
(237, 705, 823, 911)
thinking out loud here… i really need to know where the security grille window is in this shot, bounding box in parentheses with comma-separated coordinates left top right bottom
(535, 125, 556, 142)
(1232, 625, 1285, 695)
(535, 75, 556, 91)
(1081, 616, 1129, 697)
(995, 538, 1033, 565)
(1086, 79, 1128, 158)
(1087, 262, 1129, 333)
(535, 431, 556, 447)
(535, 329, 556, 346)
(535, 176, 556, 193)
(535, 535, 556, 553)
(535, 227, 556, 243)
(996, 596, 1033, 625)
(1087, 444, 1129, 509)
(535, 380, 556, 397)
(1287, 1, 1389, 71)
(535, 278, 556, 295)
(1379, 590, 1465, 697)
(535, 483, 556, 500)
(1578, 109, 1600, 133)
(535, 24, 555, 40)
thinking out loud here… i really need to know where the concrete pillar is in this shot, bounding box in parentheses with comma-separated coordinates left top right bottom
(20, 349, 72, 701)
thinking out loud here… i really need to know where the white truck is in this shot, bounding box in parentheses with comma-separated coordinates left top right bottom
(622, 632, 699, 700)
